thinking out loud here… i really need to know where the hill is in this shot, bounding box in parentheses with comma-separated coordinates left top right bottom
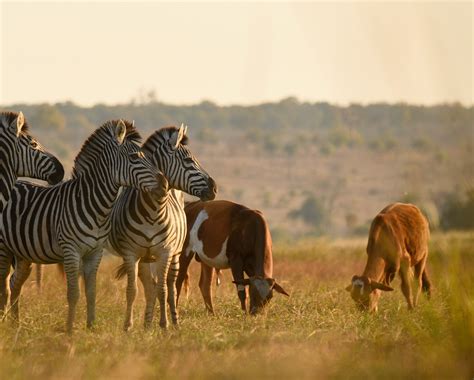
(2, 99, 472, 238)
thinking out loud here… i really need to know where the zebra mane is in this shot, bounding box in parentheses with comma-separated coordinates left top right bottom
(142, 126, 189, 155)
(0, 111, 30, 134)
(72, 119, 141, 178)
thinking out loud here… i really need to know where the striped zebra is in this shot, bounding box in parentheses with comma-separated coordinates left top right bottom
(0, 119, 160, 333)
(0, 111, 64, 212)
(109, 124, 217, 330)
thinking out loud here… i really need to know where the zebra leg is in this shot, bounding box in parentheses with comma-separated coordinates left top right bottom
(10, 259, 32, 322)
(138, 262, 157, 329)
(82, 250, 103, 329)
(123, 255, 138, 332)
(166, 252, 180, 325)
(35, 264, 43, 293)
(63, 252, 81, 334)
(156, 251, 172, 329)
(0, 251, 13, 317)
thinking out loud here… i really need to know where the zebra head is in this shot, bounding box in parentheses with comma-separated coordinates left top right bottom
(112, 120, 161, 192)
(0, 111, 64, 185)
(143, 124, 217, 201)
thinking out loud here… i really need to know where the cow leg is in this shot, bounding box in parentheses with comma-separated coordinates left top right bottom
(176, 250, 193, 303)
(10, 259, 32, 322)
(166, 252, 180, 325)
(198, 263, 215, 314)
(399, 257, 414, 310)
(138, 262, 157, 329)
(413, 256, 427, 307)
(230, 258, 246, 312)
(123, 255, 138, 332)
(422, 267, 432, 299)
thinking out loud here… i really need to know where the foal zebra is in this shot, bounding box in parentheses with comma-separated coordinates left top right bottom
(108, 125, 217, 330)
(0, 111, 64, 212)
(0, 119, 160, 333)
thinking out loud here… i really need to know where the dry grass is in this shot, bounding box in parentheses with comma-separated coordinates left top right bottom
(0, 232, 473, 379)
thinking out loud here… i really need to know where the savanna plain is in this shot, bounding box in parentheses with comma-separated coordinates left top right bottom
(0, 232, 472, 379)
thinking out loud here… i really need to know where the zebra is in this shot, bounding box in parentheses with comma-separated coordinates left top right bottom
(0, 119, 161, 334)
(108, 124, 217, 330)
(0, 111, 64, 212)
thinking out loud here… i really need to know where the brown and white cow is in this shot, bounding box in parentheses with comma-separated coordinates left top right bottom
(346, 203, 431, 312)
(176, 200, 289, 314)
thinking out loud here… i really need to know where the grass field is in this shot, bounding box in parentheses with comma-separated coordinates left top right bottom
(0, 232, 472, 379)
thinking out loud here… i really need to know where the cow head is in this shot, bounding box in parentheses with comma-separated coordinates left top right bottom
(345, 275, 393, 312)
(233, 276, 289, 315)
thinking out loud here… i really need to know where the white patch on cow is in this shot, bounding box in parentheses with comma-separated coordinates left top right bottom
(254, 279, 271, 299)
(198, 237, 230, 269)
(185, 209, 208, 257)
(352, 279, 365, 295)
(186, 210, 230, 269)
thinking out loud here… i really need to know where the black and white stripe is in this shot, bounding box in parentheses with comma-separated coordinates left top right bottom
(0, 111, 64, 212)
(108, 125, 216, 330)
(0, 119, 159, 333)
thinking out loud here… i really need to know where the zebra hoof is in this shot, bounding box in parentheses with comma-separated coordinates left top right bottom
(87, 322, 97, 331)
(144, 321, 153, 330)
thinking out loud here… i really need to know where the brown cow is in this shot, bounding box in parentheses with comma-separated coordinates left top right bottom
(346, 203, 431, 312)
(176, 200, 289, 314)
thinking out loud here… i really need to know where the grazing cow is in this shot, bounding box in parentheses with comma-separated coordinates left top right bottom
(176, 200, 289, 315)
(346, 203, 431, 312)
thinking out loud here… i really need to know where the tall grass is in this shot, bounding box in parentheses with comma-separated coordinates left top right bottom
(0, 232, 472, 379)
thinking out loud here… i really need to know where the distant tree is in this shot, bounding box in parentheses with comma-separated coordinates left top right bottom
(262, 134, 280, 154)
(439, 188, 474, 230)
(33, 104, 66, 131)
(196, 126, 217, 143)
(288, 195, 328, 232)
(345, 212, 358, 229)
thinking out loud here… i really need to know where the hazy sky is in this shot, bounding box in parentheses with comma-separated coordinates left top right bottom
(1, 1, 472, 106)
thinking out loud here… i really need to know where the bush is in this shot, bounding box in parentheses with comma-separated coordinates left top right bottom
(288, 195, 329, 232)
(439, 188, 474, 230)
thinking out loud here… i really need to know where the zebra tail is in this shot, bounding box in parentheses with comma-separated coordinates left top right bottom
(115, 263, 128, 280)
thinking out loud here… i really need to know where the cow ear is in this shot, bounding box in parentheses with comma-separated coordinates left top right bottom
(370, 281, 394, 292)
(233, 279, 251, 286)
(345, 284, 353, 292)
(10, 111, 25, 137)
(272, 281, 290, 297)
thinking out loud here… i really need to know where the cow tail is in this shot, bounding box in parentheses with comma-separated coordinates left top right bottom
(254, 213, 271, 277)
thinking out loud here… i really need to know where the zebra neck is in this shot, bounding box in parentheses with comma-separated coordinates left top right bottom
(75, 168, 121, 216)
(139, 190, 171, 214)
(0, 158, 16, 212)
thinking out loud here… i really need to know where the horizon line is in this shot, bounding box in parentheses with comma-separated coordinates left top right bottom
(1, 97, 472, 109)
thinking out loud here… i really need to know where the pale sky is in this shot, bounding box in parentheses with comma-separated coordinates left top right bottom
(1, 1, 472, 106)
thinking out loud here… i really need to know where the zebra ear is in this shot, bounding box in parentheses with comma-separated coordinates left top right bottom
(10, 111, 25, 137)
(169, 124, 185, 150)
(115, 120, 127, 145)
